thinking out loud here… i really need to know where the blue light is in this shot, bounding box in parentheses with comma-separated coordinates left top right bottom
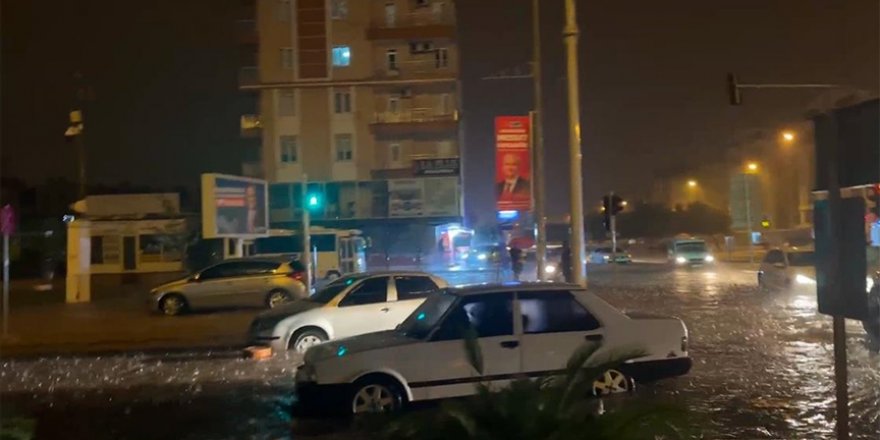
(416, 312, 426, 321)
(337, 346, 347, 357)
(497, 210, 519, 221)
(308, 195, 319, 207)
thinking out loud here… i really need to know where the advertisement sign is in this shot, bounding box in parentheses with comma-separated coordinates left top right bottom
(423, 177, 459, 216)
(495, 116, 532, 211)
(201, 174, 269, 239)
(413, 158, 460, 176)
(388, 179, 424, 217)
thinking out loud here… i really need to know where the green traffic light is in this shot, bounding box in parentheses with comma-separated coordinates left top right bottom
(308, 195, 319, 207)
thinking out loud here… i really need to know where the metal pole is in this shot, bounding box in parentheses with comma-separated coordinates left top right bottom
(832, 315, 849, 440)
(77, 133, 87, 200)
(532, 0, 547, 281)
(563, 0, 586, 287)
(3, 234, 9, 337)
(610, 194, 618, 263)
(301, 175, 313, 291)
(744, 173, 753, 263)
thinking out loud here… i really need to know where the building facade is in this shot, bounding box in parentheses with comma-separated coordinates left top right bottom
(238, 0, 461, 249)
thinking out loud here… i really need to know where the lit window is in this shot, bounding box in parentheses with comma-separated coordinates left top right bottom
(331, 0, 348, 19)
(334, 90, 352, 113)
(280, 135, 298, 163)
(335, 134, 353, 162)
(280, 48, 294, 70)
(332, 46, 351, 67)
(278, 90, 295, 116)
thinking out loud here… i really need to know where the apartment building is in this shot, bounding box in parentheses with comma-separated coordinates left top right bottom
(237, 0, 461, 245)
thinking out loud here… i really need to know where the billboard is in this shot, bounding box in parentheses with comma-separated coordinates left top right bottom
(201, 174, 269, 239)
(388, 179, 424, 217)
(495, 116, 532, 211)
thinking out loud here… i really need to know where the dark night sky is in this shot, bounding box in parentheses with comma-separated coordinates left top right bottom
(3, 0, 878, 222)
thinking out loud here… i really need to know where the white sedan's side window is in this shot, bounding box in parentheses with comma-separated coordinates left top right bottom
(519, 292, 600, 334)
(338, 277, 388, 307)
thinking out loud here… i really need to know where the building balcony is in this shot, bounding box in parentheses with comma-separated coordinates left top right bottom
(242, 161, 262, 178)
(370, 109, 458, 137)
(240, 114, 261, 138)
(373, 59, 455, 82)
(367, 11, 455, 41)
(236, 19, 257, 44)
(239, 66, 259, 87)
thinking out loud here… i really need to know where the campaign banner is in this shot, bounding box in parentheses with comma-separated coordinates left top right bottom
(495, 116, 532, 211)
(201, 174, 269, 238)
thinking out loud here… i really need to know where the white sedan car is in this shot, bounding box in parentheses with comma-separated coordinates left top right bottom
(248, 272, 447, 353)
(294, 283, 691, 414)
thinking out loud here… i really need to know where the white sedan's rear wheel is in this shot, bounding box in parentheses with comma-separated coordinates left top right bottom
(592, 369, 634, 396)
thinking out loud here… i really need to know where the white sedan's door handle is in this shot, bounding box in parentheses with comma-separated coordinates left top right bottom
(380, 307, 390, 312)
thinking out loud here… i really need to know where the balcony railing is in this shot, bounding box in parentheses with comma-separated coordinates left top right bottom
(367, 10, 455, 40)
(373, 108, 457, 124)
(236, 19, 257, 42)
(372, 10, 455, 29)
(374, 59, 454, 81)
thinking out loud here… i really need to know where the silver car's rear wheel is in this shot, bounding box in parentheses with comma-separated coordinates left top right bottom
(592, 369, 634, 396)
(266, 290, 291, 309)
(350, 379, 403, 414)
(159, 294, 187, 316)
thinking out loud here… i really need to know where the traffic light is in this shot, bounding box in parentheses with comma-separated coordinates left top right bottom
(602, 194, 625, 231)
(305, 192, 322, 211)
(727, 73, 742, 106)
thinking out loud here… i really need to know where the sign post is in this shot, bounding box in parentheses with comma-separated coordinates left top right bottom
(1, 204, 16, 337)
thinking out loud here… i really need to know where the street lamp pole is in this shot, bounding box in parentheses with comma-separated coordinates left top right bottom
(532, 0, 547, 281)
(744, 173, 753, 263)
(563, 0, 586, 286)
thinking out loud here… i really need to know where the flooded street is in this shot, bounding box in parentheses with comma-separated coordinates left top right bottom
(1, 263, 878, 439)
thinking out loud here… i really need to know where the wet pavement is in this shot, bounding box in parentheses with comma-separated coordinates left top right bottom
(1, 263, 878, 439)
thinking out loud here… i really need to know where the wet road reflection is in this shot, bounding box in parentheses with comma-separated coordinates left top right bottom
(1, 262, 877, 439)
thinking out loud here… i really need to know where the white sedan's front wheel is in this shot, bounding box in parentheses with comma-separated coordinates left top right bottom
(350, 379, 404, 414)
(592, 369, 635, 396)
(289, 328, 328, 353)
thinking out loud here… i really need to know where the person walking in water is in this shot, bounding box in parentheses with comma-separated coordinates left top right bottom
(509, 246, 524, 281)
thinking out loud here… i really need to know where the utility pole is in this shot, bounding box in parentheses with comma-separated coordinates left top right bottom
(563, 0, 586, 286)
(301, 174, 312, 291)
(531, 0, 547, 281)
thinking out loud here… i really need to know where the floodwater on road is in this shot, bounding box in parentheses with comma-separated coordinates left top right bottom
(1, 263, 878, 439)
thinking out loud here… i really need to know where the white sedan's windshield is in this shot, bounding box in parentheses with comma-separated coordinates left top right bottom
(397, 291, 457, 339)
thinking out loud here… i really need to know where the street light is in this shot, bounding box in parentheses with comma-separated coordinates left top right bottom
(687, 180, 698, 188)
(746, 162, 759, 173)
(782, 131, 795, 142)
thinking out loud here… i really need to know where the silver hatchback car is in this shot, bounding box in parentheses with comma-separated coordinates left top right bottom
(149, 258, 308, 316)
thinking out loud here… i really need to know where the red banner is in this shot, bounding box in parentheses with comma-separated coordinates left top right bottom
(495, 116, 532, 211)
